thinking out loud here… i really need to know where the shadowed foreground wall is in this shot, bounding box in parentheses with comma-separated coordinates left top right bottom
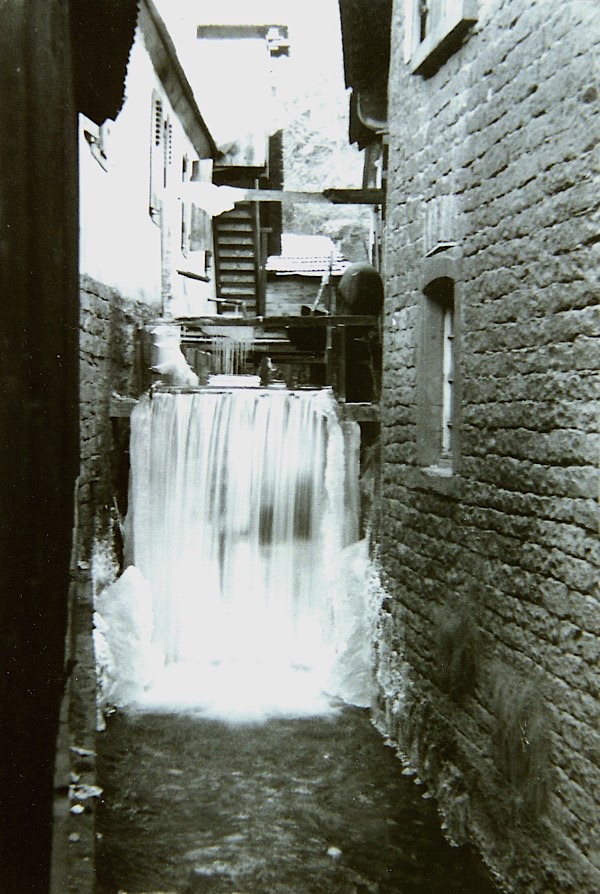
(0, 4, 79, 891)
(0, 2, 138, 889)
(377, 1, 599, 892)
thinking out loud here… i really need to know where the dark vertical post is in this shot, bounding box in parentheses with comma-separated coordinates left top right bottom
(331, 324, 347, 403)
(267, 130, 283, 257)
(325, 322, 347, 401)
(252, 178, 266, 317)
(325, 322, 334, 388)
(0, 3, 79, 891)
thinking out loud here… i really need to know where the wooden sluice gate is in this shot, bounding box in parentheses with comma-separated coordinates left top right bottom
(178, 314, 382, 418)
(110, 314, 381, 422)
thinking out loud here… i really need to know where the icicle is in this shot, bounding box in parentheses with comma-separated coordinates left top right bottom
(209, 329, 254, 375)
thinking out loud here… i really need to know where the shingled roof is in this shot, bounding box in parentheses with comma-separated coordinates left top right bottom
(265, 235, 351, 277)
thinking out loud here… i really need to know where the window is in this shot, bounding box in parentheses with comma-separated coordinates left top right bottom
(404, 0, 477, 76)
(440, 293, 454, 458)
(424, 194, 458, 257)
(163, 118, 173, 188)
(419, 277, 456, 471)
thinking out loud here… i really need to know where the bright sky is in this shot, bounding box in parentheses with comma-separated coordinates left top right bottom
(155, 0, 343, 44)
(152, 0, 348, 152)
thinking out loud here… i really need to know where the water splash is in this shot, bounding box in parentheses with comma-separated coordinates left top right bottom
(96, 388, 374, 722)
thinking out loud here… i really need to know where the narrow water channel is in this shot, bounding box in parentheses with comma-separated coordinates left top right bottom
(95, 705, 500, 893)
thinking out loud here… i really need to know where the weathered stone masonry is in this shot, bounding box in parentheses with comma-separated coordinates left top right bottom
(75, 274, 155, 725)
(55, 276, 156, 892)
(79, 275, 153, 559)
(376, 1, 599, 892)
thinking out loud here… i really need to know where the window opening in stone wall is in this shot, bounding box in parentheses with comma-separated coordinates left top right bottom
(425, 193, 458, 256)
(419, 276, 456, 471)
(441, 297, 454, 458)
(404, 0, 478, 77)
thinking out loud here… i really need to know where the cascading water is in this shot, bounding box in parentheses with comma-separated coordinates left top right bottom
(94, 386, 375, 722)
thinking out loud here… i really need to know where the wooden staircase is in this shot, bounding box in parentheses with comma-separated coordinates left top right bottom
(213, 202, 262, 315)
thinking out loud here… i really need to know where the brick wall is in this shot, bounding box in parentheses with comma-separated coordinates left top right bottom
(377, 1, 599, 892)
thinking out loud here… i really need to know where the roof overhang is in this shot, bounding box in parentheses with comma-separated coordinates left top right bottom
(338, 0, 391, 148)
(70, 0, 140, 124)
(140, 0, 218, 159)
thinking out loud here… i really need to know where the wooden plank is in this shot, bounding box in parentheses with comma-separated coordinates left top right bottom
(240, 189, 329, 204)
(177, 268, 210, 282)
(217, 221, 255, 232)
(219, 286, 256, 297)
(188, 186, 385, 205)
(219, 264, 256, 275)
(322, 188, 384, 205)
(216, 236, 255, 247)
(234, 187, 384, 205)
(178, 314, 379, 328)
(108, 392, 379, 423)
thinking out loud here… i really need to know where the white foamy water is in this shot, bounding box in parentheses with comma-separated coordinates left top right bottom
(95, 388, 375, 722)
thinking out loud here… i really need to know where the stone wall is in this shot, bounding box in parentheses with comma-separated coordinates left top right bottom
(53, 275, 157, 892)
(377, 1, 599, 892)
(79, 274, 154, 557)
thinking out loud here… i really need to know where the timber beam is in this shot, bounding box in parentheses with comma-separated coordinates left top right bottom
(237, 187, 384, 205)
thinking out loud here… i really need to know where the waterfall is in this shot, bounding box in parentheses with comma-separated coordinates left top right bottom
(95, 387, 374, 722)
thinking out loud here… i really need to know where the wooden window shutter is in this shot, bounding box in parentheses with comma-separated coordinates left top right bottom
(163, 120, 173, 188)
(149, 91, 163, 220)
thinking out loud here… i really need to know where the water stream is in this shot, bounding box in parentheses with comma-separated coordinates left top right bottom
(95, 387, 375, 722)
